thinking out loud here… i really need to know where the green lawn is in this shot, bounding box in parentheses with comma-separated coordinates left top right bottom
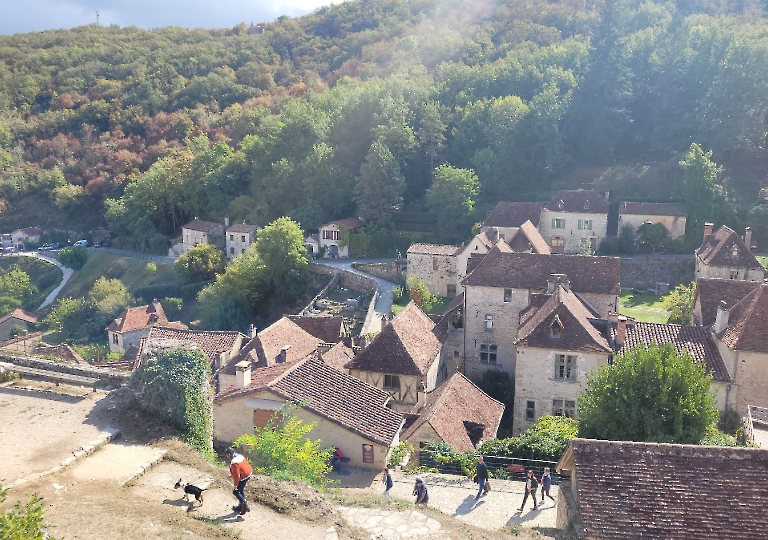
(618, 291, 671, 323)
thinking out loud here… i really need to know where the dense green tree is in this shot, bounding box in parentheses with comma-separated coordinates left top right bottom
(417, 101, 447, 182)
(0, 267, 37, 311)
(664, 282, 695, 325)
(89, 277, 133, 318)
(637, 222, 668, 251)
(58, 246, 88, 271)
(353, 142, 405, 228)
(579, 344, 718, 444)
(255, 217, 309, 302)
(426, 164, 479, 232)
(174, 244, 225, 283)
(680, 143, 720, 232)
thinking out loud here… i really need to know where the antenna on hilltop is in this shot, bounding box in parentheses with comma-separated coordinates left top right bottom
(96, 10, 100, 25)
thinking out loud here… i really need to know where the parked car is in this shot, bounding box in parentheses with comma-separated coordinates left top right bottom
(93, 241, 103, 247)
(38, 243, 52, 251)
(73, 240, 89, 247)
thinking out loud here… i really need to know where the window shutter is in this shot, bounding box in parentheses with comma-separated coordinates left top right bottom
(562, 219, 565, 228)
(578, 219, 583, 230)
(552, 219, 556, 229)
(588, 220, 592, 230)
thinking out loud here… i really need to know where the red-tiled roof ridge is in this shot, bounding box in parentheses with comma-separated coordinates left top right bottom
(406, 243, 461, 256)
(483, 201, 543, 228)
(694, 278, 760, 326)
(106, 302, 168, 333)
(147, 327, 243, 365)
(320, 341, 355, 372)
(696, 225, 762, 269)
(718, 284, 768, 353)
(215, 356, 308, 402)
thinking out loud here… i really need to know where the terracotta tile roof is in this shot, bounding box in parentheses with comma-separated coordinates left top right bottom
(402, 373, 504, 452)
(182, 219, 223, 233)
(288, 315, 344, 344)
(321, 341, 355, 372)
(36, 344, 87, 365)
(215, 356, 404, 446)
(558, 438, 768, 540)
(106, 302, 168, 334)
(544, 190, 609, 214)
(516, 286, 610, 353)
(147, 327, 242, 365)
(718, 284, 768, 353)
(0, 308, 38, 325)
(619, 201, 687, 216)
(226, 223, 258, 233)
(407, 243, 460, 256)
(0, 331, 43, 349)
(483, 202, 543, 228)
(694, 278, 760, 326)
(696, 225, 763, 269)
(509, 220, 551, 254)
(463, 247, 621, 295)
(346, 302, 440, 376)
(322, 217, 365, 230)
(616, 321, 730, 382)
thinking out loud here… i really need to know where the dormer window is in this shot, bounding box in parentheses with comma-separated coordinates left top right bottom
(583, 200, 591, 210)
(557, 200, 564, 209)
(731, 245, 739, 258)
(550, 317, 563, 338)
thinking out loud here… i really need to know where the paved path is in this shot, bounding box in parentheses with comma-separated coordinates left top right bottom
(339, 506, 447, 539)
(387, 470, 558, 531)
(313, 258, 397, 334)
(11, 252, 73, 310)
(753, 427, 768, 449)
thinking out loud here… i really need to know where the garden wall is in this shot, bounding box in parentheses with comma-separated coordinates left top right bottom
(309, 264, 378, 294)
(351, 261, 406, 284)
(0, 352, 131, 386)
(620, 255, 695, 289)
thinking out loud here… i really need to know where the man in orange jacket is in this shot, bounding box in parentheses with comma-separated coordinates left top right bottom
(224, 447, 253, 515)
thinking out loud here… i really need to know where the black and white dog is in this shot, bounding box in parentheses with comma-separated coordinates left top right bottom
(174, 479, 206, 506)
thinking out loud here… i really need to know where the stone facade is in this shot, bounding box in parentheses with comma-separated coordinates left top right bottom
(618, 213, 686, 240)
(225, 223, 258, 259)
(695, 257, 765, 282)
(620, 256, 696, 290)
(352, 261, 406, 284)
(108, 328, 149, 354)
(513, 347, 610, 435)
(406, 251, 458, 297)
(539, 208, 608, 254)
(180, 220, 224, 255)
(309, 264, 378, 294)
(454, 232, 496, 294)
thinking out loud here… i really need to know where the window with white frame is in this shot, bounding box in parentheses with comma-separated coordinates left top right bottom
(480, 344, 497, 364)
(322, 229, 341, 240)
(485, 314, 494, 331)
(552, 399, 576, 418)
(525, 400, 535, 422)
(554, 354, 577, 380)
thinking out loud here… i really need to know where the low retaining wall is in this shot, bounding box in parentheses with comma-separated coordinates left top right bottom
(351, 261, 406, 284)
(0, 353, 131, 387)
(620, 256, 695, 289)
(298, 274, 338, 316)
(309, 264, 378, 294)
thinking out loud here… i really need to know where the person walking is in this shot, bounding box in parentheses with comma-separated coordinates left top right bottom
(541, 467, 555, 504)
(518, 470, 538, 512)
(414, 478, 429, 506)
(475, 456, 489, 500)
(382, 467, 393, 502)
(224, 447, 253, 515)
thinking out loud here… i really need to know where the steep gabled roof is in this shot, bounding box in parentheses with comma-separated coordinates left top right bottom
(402, 373, 504, 452)
(516, 286, 610, 353)
(543, 190, 609, 214)
(0, 308, 38, 325)
(696, 225, 763, 269)
(346, 302, 440, 376)
(182, 219, 222, 233)
(147, 327, 242, 365)
(407, 243, 460, 256)
(557, 438, 768, 540)
(106, 302, 168, 333)
(694, 278, 760, 326)
(215, 356, 403, 446)
(226, 223, 258, 233)
(483, 201, 543, 228)
(321, 217, 365, 230)
(718, 284, 768, 353)
(321, 341, 355, 372)
(288, 315, 344, 344)
(508, 220, 551, 254)
(463, 247, 621, 295)
(615, 321, 730, 382)
(619, 201, 686, 217)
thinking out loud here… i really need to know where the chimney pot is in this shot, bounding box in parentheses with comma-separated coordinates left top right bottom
(277, 345, 290, 363)
(616, 316, 627, 347)
(547, 274, 570, 294)
(235, 361, 251, 389)
(745, 227, 753, 251)
(224, 217, 230, 228)
(703, 222, 714, 242)
(715, 300, 730, 334)
(248, 324, 257, 339)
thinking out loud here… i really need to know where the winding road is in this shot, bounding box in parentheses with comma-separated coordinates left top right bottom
(9, 252, 73, 310)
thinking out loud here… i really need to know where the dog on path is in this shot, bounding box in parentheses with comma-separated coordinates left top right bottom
(174, 479, 206, 506)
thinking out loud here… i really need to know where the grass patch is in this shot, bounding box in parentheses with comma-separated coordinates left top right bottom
(0, 255, 63, 309)
(59, 251, 178, 299)
(392, 295, 449, 317)
(618, 291, 671, 323)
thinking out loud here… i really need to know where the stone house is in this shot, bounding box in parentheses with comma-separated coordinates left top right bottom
(1, 234, 12, 251)
(506, 220, 551, 254)
(695, 224, 765, 281)
(710, 284, 768, 415)
(692, 278, 760, 326)
(178, 218, 225, 255)
(402, 373, 504, 460)
(106, 300, 168, 354)
(454, 228, 505, 294)
(460, 247, 620, 380)
(225, 222, 259, 259)
(556, 439, 768, 539)
(303, 233, 320, 258)
(10, 227, 43, 249)
(480, 201, 543, 241)
(538, 190, 609, 254)
(512, 284, 612, 435)
(0, 308, 38, 341)
(318, 217, 365, 258)
(406, 243, 460, 297)
(346, 302, 446, 412)
(617, 202, 687, 239)
(213, 355, 404, 469)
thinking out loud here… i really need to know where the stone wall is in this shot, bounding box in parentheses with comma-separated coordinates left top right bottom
(351, 261, 406, 284)
(620, 256, 695, 289)
(0, 352, 131, 386)
(309, 264, 378, 294)
(406, 253, 457, 297)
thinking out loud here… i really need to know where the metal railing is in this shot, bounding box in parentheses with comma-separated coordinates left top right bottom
(744, 406, 768, 445)
(417, 449, 561, 486)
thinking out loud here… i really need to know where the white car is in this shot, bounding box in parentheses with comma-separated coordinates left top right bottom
(73, 240, 89, 247)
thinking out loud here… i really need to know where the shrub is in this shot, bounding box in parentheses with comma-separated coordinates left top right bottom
(146, 262, 157, 274)
(0, 483, 53, 539)
(161, 297, 183, 319)
(718, 408, 742, 435)
(9, 325, 27, 338)
(479, 415, 578, 462)
(387, 441, 414, 468)
(421, 441, 478, 478)
(58, 245, 88, 270)
(392, 285, 404, 303)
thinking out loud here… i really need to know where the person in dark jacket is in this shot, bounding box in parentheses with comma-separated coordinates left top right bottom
(414, 478, 429, 506)
(475, 456, 489, 500)
(541, 467, 555, 503)
(382, 467, 393, 502)
(519, 470, 538, 512)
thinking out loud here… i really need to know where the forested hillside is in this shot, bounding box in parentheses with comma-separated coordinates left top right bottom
(1, 0, 767, 250)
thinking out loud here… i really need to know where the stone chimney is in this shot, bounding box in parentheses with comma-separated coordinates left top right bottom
(277, 345, 290, 363)
(615, 316, 627, 347)
(604, 191, 610, 202)
(715, 301, 730, 334)
(151, 298, 162, 313)
(416, 381, 427, 411)
(745, 227, 753, 251)
(235, 361, 251, 389)
(547, 274, 570, 294)
(487, 227, 499, 243)
(703, 222, 714, 242)
(224, 217, 230, 228)
(248, 324, 257, 339)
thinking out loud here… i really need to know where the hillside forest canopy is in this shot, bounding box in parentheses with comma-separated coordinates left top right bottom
(1, 0, 768, 250)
